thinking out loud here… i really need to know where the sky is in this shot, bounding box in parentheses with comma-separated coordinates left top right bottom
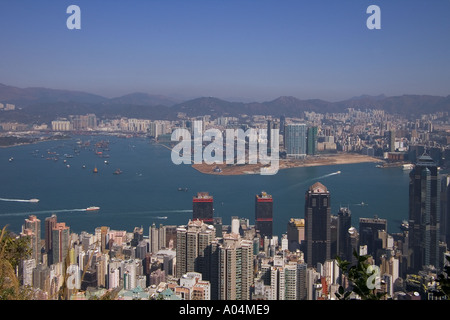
(0, 0, 449, 102)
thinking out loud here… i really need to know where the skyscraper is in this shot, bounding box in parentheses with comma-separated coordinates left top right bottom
(255, 191, 273, 243)
(285, 123, 307, 158)
(359, 216, 387, 262)
(218, 232, 253, 300)
(440, 175, 450, 246)
(287, 218, 305, 252)
(307, 126, 318, 155)
(389, 130, 396, 153)
(175, 220, 216, 279)
(193, 192, 214, 223)
(45, 214, 57, 264)
(305, 182, 331, 267)
(408, 153, 441, 272)
(22, 215, 41, 264)
(52, 222, 70, 265)
(336, 207, 352, 261)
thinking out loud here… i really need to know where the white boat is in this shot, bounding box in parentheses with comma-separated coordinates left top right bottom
(29, 199, 40, 203)
(86, 206, 100, 212)
(402, 164, 414, 170)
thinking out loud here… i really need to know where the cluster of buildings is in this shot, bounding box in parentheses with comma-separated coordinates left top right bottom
(2, 107, 450, 300)
(46, 108, 449, 165)
(1, 106, 449, 169)
(0, 103, 15, 111)
(14, 152, 450, 300)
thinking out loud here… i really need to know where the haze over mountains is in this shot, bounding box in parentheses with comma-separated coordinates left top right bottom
(0, 83, 449, 124)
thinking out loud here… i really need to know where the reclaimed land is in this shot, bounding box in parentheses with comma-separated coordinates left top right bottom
(192, 153, 382, 175)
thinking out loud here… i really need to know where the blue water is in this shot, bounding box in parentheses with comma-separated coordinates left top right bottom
(0, 135, 411, 238)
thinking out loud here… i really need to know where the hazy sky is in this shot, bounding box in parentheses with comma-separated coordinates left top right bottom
(1, 0, 449, 102)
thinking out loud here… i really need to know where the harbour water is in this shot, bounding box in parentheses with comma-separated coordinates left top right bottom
(0, 135, 411, 238)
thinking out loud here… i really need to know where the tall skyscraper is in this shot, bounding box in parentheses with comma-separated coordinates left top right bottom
(389, 130, 396, 152)
(22, 215, 41, 264)
(285, 123, 307, 158)
(255, 191, 273, 243)
(359, 216, 387, 261)
(287, 218, 305, 252)
(52, 222, 70, 265)
(307, 126, 318, 155)
(305, 182, 331, 267)
(337, 207, 352, 261)
(193, 192, 214, 223)
(218, 232, 253, 300)
(408, 153, 441, 272)
(440, 175, 450, 246)
(175, 220, 216, 280)
(45, 214, 57, 264)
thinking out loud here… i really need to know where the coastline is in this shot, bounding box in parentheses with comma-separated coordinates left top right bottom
(192, 153, 382, 175)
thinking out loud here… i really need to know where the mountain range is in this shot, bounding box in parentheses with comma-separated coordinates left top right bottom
(0, 83, 449, 124)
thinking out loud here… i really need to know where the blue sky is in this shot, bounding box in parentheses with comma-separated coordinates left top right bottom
(0, 0, 449, 102)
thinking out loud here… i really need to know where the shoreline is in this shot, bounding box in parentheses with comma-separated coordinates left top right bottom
(192, 153, 382, 175)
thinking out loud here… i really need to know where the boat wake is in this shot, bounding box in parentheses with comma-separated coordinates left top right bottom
(282, 171, 342, 192)
(0, 208, 87, 217)
(314, 171, 341, 180)
(0, 198, 40, 203)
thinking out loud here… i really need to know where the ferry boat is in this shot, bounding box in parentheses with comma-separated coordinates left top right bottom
(86, 206, 100, 212)
(402, 164, 414, 171)
(400, 220, 409, 231)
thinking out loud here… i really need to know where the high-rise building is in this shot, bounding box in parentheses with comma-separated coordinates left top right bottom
(408, 153, 441, 272)
(176, 220, 216, 280)
(22, 215, 41, 264)
(347, 227, 360, 265)
(218, 232, 253, 300)
(287, 218, 305, 252)
(389, 130, 396, 152)
(305, 182, 331, 267)
(307, 126, 318, 155)
(255, 191, 273, 243)
(193, 192, 214, 224)
(45, 214, 57, 264)
(359, 216, 387, 261)
(337, 207, 352, 261)
(52, 222, 70, 265)
(285, 123, 307, 158)
(149, 223, 160, 253)
(440, 175, 450, 246)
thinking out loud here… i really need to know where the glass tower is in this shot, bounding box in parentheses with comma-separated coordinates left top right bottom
(408, 153, 440, 272)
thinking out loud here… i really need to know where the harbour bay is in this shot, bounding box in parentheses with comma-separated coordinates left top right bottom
(0, 135, 411, 239)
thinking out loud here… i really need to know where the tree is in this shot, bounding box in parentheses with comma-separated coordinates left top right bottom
(434, 255, 450, 298)
(0, 226, 33, 300)
(335, 250, 386, 300)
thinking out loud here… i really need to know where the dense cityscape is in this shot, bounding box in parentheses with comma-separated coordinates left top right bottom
(1, 104, 449, 301)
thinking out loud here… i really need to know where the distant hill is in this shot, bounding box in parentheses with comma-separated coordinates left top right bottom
(0, 83, 449, 124)
(108, 92, 180, 107)
(0, 83, 107, 106)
